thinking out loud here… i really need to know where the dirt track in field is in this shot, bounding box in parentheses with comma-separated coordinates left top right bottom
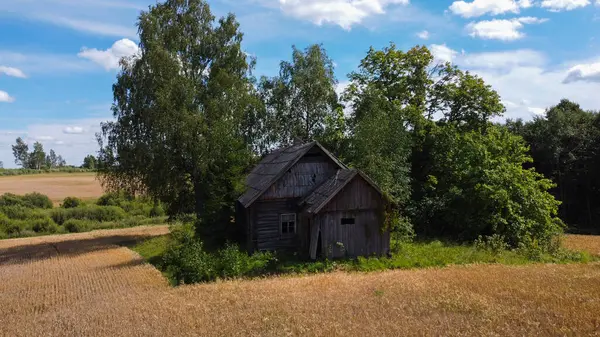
(1, 229, 600, 336)
(0, 173, 103, 202)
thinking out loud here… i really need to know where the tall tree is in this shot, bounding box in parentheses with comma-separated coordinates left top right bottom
(97, 0, 257, 240)
(29, 142, 46, 170)
(45, 149, 58, 169)
(12, 137, 29, 168)
(82, 155, 97, 170)
(260, 44, 339, 146)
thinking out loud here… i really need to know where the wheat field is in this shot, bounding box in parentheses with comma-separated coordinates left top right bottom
(1, 228, 599, 336)
(0, 173, 103, 203)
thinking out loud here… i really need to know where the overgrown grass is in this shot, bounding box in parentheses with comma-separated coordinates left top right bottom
(0, 192, 167, 239)
(133, 231, 595, 286)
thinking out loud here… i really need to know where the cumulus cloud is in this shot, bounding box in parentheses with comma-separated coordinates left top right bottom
(277, 0, 409, 30)
(0, 66, 26, 78)
(78, 38, 139, 70)
(541, 0, 590, 11)
(0, 90, 15, 103)
(417, 30, 430, 39)
(63, 126, 86, 134)
(528, 107, 546, 115)
(430, 44, 459, 63)
(466, 17, 548, 41)
(435, 45, 600, 120)
(449, 0, 526, 18)
(563, 62, 600, 83)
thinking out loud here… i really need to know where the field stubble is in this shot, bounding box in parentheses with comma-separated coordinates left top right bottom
(0, 173, 103, 204)
(0, 229, 599, 336)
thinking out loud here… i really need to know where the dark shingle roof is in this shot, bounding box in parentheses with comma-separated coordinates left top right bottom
(238, 141, 346, 208)
(301, 169, 358, 214)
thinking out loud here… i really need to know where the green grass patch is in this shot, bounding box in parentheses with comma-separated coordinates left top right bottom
(131, 235, 595, 286)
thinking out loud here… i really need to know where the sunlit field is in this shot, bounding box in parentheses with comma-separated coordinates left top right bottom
(1, 229, 599, 336)
(0, 173, 103, 204)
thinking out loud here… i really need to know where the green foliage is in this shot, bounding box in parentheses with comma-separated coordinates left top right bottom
(96, 191, 135, 207)
(30, 217, 58, 233)
(21, 192, 53, 209)
(62, 197, 83, 209)
(411, 125, 564, 250)
(63, 219, 91, 233)
(97, 0, 256, 243)
(82, 155, 97, 170)
(50, 206, 127, 225)
(506, 99, 600, 232)
(162, 227, 275, 284)
(0, 192, 52, 209)
(259, 44, 340, 146)
(0, 168, 92, 176)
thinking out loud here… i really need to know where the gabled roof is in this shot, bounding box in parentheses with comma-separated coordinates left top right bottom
(238, 141, 347, 208)
(301, 169, 385, 214)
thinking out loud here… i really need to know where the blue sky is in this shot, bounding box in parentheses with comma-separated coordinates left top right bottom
(1, 0, 599, 167)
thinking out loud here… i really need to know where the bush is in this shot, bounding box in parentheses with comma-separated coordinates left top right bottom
(0, 192, 53, 209)
(63, 219, 91, 233)
(96, 191, 134, 207)
(162, 226, 275, 284)
(62, 197, 83, 209)
(31, 217, 58, 233)
(0, 205, 47, 220)
(150, 204, 166, 217)
(21, 192, 53, 209)
(50, 205, 126, 225)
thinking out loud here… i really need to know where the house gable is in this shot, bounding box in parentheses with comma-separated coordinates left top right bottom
(238, 141, 346, 208)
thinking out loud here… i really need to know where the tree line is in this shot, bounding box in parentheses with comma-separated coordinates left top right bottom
(96, 0, 596, 252)
(12, 137, 66, 170)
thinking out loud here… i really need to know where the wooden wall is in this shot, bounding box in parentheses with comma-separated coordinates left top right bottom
(315, 176, 389, 258)
(250, 200, 307, 252)
(259, 155, 338, 201)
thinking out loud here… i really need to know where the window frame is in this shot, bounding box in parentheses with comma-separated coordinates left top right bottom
(280, 213, 297, 236)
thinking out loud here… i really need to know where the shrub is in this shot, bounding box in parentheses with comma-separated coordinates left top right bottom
(0, 205, 47, 220)
(162, 226, 275, 284)
(150, 204, 166, 217)
(21, 192, 53, 209)
(0, 193, 26, 207)
(475, 234, 509, 254)
(50, 205, 126, 225)
(96, 191, 134, 207)
(31, 217, 58, 233)
(62, 197, 83, 209)
(63, 219, 91, 233)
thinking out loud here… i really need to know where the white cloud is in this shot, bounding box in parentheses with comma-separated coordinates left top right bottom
(35, 136, 55, 141)
(466, 17, 548, 41)
(0, 90, 15, 103)
(528, 107, 546, 115)
(460, 49, 546, 69)
(541, 0, 590, 11)
(417, 30, 430, 39)
(449, 0, 524, 18)
(430, 44, 459, 63)
(0, 50, 96, 75)
(78, 39, 139, 70)
(38, 16, 138, 38)
(563, 61, 600, 83)
(0, 118, 106, 168)
(0, 66, 26, 78)
(277, 0, 410, 30)
(63, 126, 86, 134)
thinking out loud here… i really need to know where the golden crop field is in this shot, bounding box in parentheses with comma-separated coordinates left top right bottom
(0, 173, 104, 203)
(1, 228, 599, 336)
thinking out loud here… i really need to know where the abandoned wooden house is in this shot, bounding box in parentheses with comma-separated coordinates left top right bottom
(237, 141, 390, 259)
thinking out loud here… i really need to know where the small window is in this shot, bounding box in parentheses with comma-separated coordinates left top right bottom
(341, 218, 355, 225)
(281, 213, 297, 235)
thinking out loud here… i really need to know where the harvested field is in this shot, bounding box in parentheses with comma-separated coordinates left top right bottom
(0, 173, 103, 203)
(564, 234, 600, 257)
(1, 229, 599, 336)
